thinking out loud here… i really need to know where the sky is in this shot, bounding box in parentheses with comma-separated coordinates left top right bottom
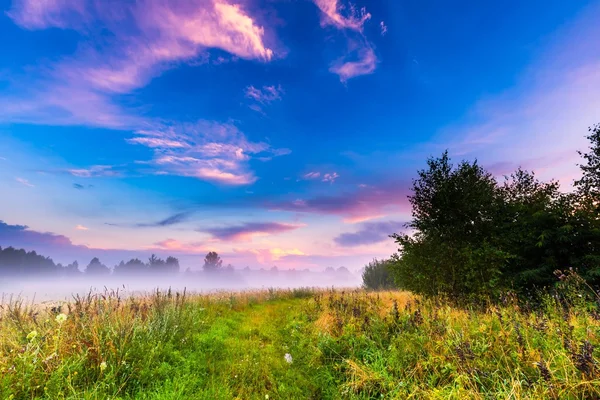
(0, 0, 599, 271)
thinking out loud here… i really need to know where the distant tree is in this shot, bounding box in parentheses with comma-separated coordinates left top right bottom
(362, 259, 395, 290)
(0, 246, 58, 276)
(148, 254, 166, 272)
(85, 257, 110, 275)
(203, 251, 222, 272)
(165, 256, 180, 273)
(62, 261, 81, 276)
(225, 263, 235, 272)
(114, 258, 147, 275)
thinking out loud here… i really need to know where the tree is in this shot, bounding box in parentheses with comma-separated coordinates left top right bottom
(362, 259, 395, 290)
(575, 123, 600, 207)
(113, 258, 146, 275)
(165, 256, 180, 273)
(85, 257, 110, 275)
(148, 254, 166, 272)
(391, 152, 509, 299)
(203, 251, 222, 272)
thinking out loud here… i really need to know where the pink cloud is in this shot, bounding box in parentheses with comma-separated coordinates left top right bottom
(4, 0, 276, 128)
(312, 1, 378, 81)
(75, 225, 89, 231)
(7, 0, 87, 30)
(235, 247, 306, 264)
(330, 43, 376, 81)
(151, 238, 208, 253)
(313, 0, 371, 32)
(15, 177, 34, 187)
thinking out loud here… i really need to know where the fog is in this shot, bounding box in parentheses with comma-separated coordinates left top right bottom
(0, 268, 363, 304)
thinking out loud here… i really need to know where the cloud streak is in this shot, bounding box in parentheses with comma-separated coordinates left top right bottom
(269, 183, 411, 222)
(202, 222, 302, 241)
(15, 177, 34, 187)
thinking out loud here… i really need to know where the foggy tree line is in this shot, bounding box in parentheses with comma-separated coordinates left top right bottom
(363, 123, 600, 300)
(0, 248, 181, 277)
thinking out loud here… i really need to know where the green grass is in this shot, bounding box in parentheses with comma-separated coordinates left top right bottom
(1, 287, 599, 399)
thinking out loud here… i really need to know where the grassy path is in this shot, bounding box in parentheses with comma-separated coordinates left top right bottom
(137, 298, 318, 400)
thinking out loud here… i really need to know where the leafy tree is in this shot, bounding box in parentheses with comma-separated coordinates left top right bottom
(203, 251, 222, 272)
(85, 257, 110, 275)
(391, 152, 509, 299)
(362, 259, 395, 290)
(575, 123, 600, 207)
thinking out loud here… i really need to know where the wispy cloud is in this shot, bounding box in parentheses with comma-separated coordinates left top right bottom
(72, 183, 93, 190)
(302, 171, 339, 182)
(128, 121, 290, 185)
(380, 21, 388, 36)
(3, 0, 276, 128)
(245, 85, 284, 104)
(303, 171, 321, 180)
(137, 212, 193, 228)
(334, 220, 404, 247)
(15, 177, 34, 187)
(202, 222, 302, 241)
(322, 172, 339, 183)
(75, 224, 89, 231)
(313, 0, 378, 81)
(313, 0, 370, 31)
(433, 4, 600, 185)
(67, 165, 119, 178)
(329, 42, 376, 81)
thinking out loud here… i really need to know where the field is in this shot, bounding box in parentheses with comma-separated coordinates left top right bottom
(1, 287, 599, 399)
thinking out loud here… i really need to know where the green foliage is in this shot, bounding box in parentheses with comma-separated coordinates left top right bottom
(361, 259, 395, 290)
(390, 125, 600, 300)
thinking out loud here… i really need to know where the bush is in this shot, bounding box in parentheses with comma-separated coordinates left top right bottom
(362, 259, 395, 290)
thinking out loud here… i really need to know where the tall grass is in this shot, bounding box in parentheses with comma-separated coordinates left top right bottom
(0, 279, 598, 399)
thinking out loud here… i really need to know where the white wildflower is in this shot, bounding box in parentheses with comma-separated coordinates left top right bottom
(55, 313, 67, 324)
(284, 353, 293, 364)
(100, 361, 107, 372)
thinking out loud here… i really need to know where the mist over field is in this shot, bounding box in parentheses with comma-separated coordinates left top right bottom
(0, 267, 362, 303)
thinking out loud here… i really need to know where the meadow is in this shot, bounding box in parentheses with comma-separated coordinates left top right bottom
(1, 279, 599, 399)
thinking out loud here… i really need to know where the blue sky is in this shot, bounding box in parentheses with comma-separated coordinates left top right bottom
(0, 0, 599, 270)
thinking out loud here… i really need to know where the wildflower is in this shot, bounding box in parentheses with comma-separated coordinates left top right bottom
(27, 330, 38, 341)
(55, 313, 67, 324)
(265, 395, 269, 399)
(284, 353, 293, 364)
(100, 361, 107, 372)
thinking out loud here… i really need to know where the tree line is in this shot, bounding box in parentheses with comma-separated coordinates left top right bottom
(363, 124, 600, 301)
(0, 248, 181, 277)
